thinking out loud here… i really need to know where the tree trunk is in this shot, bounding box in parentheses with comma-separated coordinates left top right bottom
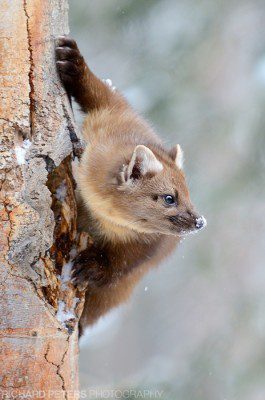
(0, 1, 86, 398)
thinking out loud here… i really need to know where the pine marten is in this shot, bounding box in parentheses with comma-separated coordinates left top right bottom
(56, 37, 207, 334)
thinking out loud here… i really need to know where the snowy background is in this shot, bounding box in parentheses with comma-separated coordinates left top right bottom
(68, 1, 265, 399)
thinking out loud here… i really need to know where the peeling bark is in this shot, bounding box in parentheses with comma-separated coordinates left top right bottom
(0, 1, 86, 398)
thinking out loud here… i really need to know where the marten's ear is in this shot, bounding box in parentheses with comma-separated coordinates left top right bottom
(169, 144, 184, 169)
(124, 145, 163, 182)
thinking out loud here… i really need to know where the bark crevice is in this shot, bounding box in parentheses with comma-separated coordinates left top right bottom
(62, 102, 83, 159)
(23, 0, 35, 138)
(44, 340, 69, 400)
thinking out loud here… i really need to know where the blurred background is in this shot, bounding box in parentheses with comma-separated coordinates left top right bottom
(68, 1, 265, 399)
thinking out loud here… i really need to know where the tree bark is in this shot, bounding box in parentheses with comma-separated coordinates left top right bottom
(0, 1, 86, 399)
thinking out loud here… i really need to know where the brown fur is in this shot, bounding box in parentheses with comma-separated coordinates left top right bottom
(56, 37, 206, 334)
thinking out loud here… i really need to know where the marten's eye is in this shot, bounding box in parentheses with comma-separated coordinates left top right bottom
(163, 195, 175, 205)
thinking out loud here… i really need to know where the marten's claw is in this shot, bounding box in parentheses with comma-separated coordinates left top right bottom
(56, 60, 80, 76)
(56, 36, 78, 49)
(55, 36, 85, 92)
(71, 257, 109, 289)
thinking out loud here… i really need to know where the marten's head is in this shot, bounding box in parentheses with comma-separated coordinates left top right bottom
(79, 143, 206, 238)
(108, 144, 207, 237)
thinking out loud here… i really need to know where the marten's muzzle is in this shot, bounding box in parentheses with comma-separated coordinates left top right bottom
(169, 212, 207, 234)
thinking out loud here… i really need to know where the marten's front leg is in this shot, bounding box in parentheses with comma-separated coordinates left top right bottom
(71, 246, 113, 290)
(56, 36, 124, 112)
(71, 239, 161, 291)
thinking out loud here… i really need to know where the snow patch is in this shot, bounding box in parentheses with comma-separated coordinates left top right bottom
(103, 78, 116, 92)
(15, 139, 32, 165)
(195, 215, 207, 230)
(71, 157, 79, 182)
(60, 260, 73, 288)
(56, 258, 81, 327)
(69, 247, 77, 259)
(56, 300, 75, 326)
(55, 180, 67, 202)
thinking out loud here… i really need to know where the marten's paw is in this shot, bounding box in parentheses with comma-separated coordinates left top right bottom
(56, 36, 85, 93)
(71, 249, 111, 290)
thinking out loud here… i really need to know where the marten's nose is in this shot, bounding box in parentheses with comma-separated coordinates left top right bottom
(195, 216, 207, 230)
